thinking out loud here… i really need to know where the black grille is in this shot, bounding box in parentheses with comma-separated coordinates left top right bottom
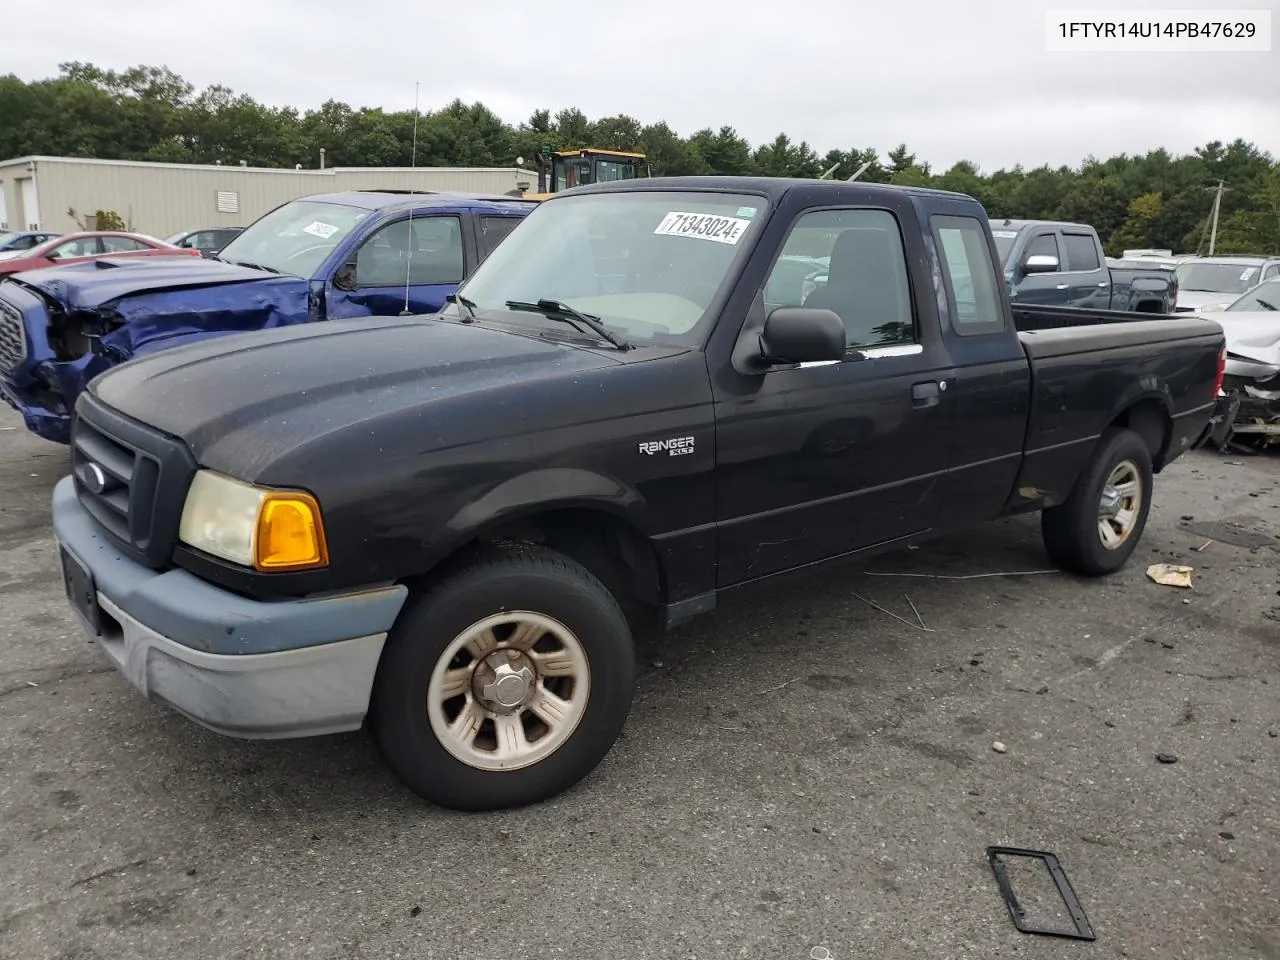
(71, 393, 198, 569)
(0, 298, 27, 372)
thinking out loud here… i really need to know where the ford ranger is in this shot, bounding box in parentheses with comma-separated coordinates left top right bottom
(50, 177, 1225, 812)
(0, 190, 535, 443)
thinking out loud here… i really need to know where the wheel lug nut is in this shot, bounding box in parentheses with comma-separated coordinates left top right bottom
(507, 649, 520, 662)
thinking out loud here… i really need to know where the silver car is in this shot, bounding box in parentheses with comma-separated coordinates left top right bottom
(1174, 255, 1280, 313)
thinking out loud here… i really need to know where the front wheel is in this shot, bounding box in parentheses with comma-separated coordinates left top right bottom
(1041, 427, 1154, 576)
(369, 544, 636, 811)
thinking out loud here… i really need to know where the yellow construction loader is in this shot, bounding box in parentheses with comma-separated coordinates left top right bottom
(516, 147, 651, 200)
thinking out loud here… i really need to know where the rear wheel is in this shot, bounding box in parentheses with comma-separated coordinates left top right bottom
(370, 543, 636, 811)
(1041, 428, 1153, 576)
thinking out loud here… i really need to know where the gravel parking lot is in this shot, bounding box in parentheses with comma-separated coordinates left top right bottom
(1, 404, 1277, 960)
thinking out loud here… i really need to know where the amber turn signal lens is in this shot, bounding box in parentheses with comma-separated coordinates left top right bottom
(254, 492, 329, 571)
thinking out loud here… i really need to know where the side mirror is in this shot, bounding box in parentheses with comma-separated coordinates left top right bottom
(759, 307, 846, 364)
(333, 262, 357, 292)
(1022, 254, 1059, 274)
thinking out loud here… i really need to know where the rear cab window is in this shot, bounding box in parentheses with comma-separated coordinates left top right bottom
(478, 215, 523, 262)
(931, 215, 1006, 336)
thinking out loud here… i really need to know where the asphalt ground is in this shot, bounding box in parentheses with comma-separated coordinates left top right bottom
(1, 404, 1277, 960)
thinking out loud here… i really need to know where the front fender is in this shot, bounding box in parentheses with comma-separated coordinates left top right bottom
(441, 467, 648, 543)
(106, 281, 312, 357)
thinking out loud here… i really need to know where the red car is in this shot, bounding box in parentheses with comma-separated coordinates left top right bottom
(0, 231, 200, 276)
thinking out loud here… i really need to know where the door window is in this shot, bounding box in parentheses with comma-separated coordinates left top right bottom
(1061, 232, 1100, 271)
(51, 238, 100, 258)
(931, 215, 1005, 336)
(354, 216, 464, 287)
(764, 208, 915, 350)
(100, 236, 147, 253)
(1024, 232, 1060, 266)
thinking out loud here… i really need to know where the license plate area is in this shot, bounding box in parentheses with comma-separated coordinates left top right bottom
(59, 545, 102, 636)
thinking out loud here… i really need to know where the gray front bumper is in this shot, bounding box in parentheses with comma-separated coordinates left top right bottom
(51, 476, 409, 739)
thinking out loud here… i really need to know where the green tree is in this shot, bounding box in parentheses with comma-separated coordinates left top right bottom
(1, 60, 1276, 261)
(1107, 192, 1164, 255)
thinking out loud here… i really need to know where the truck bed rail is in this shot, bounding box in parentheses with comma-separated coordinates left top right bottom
(1012, 303, 1184, 332)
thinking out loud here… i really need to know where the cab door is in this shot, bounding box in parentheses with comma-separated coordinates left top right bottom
(326, 214, 474, 319)
(712, 200, 958, 586)
(1060, 230, 1111, 308)
(923, 207, 1031, 529)
(1009, 228, 1069, 305)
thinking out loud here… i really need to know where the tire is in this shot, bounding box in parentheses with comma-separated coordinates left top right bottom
(1041, 427, 1154, 576)
(369, 543, 636, 811)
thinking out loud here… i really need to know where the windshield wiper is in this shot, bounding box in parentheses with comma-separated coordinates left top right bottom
(446, 293, 478, 322)
(1254, 298, 1277, 311)
(227, 259, 281, 274)
(504, 299, 630, 350)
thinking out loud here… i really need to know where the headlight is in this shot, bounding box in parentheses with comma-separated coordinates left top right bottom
(178, 469, 329, 572)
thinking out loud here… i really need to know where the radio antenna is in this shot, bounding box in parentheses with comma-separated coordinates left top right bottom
(400, 80, 421, 316)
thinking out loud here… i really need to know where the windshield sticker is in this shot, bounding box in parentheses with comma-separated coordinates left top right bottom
(654, 211, 751, 245)
(303, 221, 341, 239)
(992, 230, 1019, 238)
(1241, 268, 1257, 281)
(736, 206, 758, 219)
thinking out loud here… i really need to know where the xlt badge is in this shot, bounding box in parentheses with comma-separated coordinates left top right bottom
(639, 436, 695, 457)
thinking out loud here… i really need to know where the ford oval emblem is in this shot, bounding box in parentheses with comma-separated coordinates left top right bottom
(84, 462, 108, 494)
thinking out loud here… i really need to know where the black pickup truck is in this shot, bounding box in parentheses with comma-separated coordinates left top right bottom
(51, 177, 1225, 811)
(991, 219, 1178, 313)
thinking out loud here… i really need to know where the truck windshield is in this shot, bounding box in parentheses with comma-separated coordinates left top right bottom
(990, 229, 1020, 266)
(456, 191, 768, 345)
(216, 200, 372, 278)
(1175, 261, 1262, 294)
(1226, 278, 1280, 312)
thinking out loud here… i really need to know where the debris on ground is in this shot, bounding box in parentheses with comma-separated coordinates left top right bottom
(1147, 563, 1194, 588)
(865, 569, 1060, 580)
(1179, 518, 1277, 549)
(986, 846, 1096, 941)
(851, 592, 934, 632)
(992, 741, 1008, 754)
(1156, 752, 1179, 764)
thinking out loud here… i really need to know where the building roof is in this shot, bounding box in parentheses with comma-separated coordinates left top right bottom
(0, 155, 536, 178)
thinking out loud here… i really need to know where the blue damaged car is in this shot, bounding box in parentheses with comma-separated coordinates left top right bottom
(0, 190, 536, 443)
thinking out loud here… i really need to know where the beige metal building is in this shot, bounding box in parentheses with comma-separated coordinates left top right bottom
(0, 156, 538, 237)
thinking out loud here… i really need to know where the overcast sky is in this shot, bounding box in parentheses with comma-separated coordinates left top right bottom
(8, 0, 1278, 172)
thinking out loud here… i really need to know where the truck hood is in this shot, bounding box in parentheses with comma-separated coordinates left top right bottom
(1176, 290, 1236, 312)
(89, 315, 625, 478)
(8, 257, 313, 359)
(12, 256, 289, 311)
